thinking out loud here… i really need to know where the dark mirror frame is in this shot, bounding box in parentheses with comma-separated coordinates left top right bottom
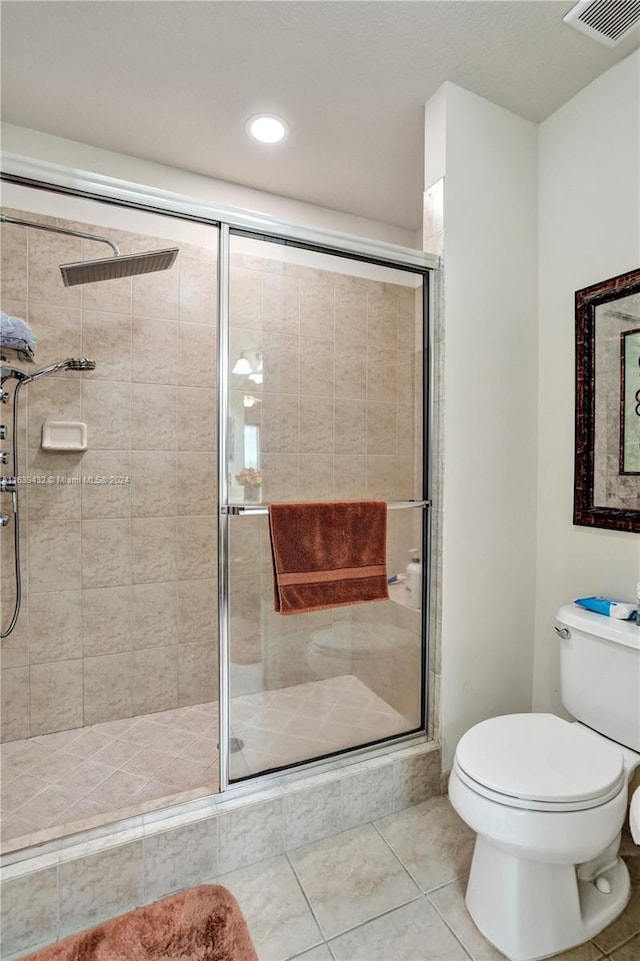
(574, 266, 640, 533)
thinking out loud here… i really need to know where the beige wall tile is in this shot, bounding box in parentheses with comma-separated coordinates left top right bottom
(81, 450, 131, 519)
(178, 323, 217, 388)
(82, 586, 132, 657)
(0, 666, 30, 741)
(367, 348, 397, 403)
(299, 454, 334, 501)
(397, 286, 420, 350)
(179, 257, 217, 325)
(130, 450, 177, 517)
(230, 266, 262, 329)
(1, 221, 28, 301)
(263, 273, 300, 334)
(178, 641, 218, 706)
(176, 387, 216, 451)
(132, 316, 178, 385)
(262, 393, 298, 453)
(299, 397, 333, 453)
(81, 310, 132, 382)
(30, 659, 83, 735)
(334, 346, 366, 399)
(132, 261, 179, 321)
(131, 516, 177, 584)
(176, 516, 216, 580)
(29, 520, 82, 592)
(260, 452, 299, 502)
(28, 304, 82, 369)
(83, 653, 134, 725)
(26, 449, 82, 523)
(132, 383, 176, 450)
(367, 284, 399, 349)
(300, 275, 335, 341)
(177, 578, 218, 644)
(177, 452, 217, 515)
(82, 518, 131, 588)
(81, 273, 132, 314)
(29, 590, 82, 664)
(334, 399, 366, 454)
(367, 402, 398, 455)
(82, 380, 131, 450)
(263, 332, 299, 394)
(28, 229, 82, 309)
(334, 454, 367, 500)
(132, 647, 179, 714)
(300, 338, 334, 397)
(397, 405, 416, 454)
(335, 278, 367, 345)
(0, 594, 29, 668)
(27, 377, 81, 448)
(397, 351, 415, 404)
(130, 582, 178, 649)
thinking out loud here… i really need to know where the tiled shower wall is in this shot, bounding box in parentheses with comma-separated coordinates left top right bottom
(0, 209, 219, 740)
(1, 216, 425, 743)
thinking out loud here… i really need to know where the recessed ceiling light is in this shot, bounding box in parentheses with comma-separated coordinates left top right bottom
(247, 114, 289, 144)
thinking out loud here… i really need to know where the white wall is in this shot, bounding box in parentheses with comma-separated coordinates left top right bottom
(1, 123, 415, 248)
(533, 52, 640, 716)
(425, 83, 539, 768)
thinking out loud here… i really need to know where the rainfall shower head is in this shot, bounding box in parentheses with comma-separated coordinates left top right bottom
(0, 214, 179, 287)
(59, 247, 179, 287)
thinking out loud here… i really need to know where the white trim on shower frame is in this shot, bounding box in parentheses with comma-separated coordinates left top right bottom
(0, 153, 440, 271)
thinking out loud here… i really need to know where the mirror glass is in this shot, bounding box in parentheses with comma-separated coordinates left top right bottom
(575, 268, 640, 532)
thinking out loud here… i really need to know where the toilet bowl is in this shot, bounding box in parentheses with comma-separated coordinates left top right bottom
(449, 714, 634, 961)
(449, 604, 640, 961)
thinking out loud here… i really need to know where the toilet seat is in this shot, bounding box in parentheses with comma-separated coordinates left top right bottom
(454, 713, 626, 813)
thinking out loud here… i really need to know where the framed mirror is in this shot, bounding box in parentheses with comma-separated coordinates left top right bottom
(574, 266, 640, 532)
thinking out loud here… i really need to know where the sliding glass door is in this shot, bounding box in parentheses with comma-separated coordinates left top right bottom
(223, 231, 428, 781)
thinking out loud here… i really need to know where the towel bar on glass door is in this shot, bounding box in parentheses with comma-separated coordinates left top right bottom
(224, 500, 430, 516)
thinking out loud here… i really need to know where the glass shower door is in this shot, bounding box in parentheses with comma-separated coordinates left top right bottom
(224, 231, 427, 781)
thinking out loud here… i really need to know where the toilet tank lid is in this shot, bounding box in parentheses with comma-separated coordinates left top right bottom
(557, 604, 640, 651)
(455, 713, 625, 805)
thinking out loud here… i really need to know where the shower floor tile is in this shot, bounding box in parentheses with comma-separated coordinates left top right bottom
(0, 674, 410, 852)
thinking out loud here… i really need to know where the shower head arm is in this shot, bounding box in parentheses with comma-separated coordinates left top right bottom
(0, 214, 121, 257)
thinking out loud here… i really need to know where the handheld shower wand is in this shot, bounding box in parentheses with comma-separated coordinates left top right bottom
(0, 358, 96, 638)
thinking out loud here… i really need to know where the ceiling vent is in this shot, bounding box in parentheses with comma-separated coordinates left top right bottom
(563, 0, 640, 46)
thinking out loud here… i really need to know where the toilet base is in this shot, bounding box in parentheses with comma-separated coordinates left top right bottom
(465, 835, 631, 961)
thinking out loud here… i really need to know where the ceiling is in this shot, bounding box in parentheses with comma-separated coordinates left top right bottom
(1, 1, 639, 231)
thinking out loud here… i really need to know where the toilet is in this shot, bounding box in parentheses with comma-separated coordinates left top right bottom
(449, 604, 640, 961)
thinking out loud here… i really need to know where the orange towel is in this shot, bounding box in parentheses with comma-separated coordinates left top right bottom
(268, 501, 389, 615)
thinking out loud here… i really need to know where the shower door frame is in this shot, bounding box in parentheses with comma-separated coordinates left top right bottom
(1, 153, 439, 801)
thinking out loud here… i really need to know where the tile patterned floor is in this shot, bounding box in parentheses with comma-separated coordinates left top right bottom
(1, 675, 409, 850)
(211, 797, 640, 961)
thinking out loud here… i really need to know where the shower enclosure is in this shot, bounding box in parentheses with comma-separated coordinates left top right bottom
(0, 174, 432, 855)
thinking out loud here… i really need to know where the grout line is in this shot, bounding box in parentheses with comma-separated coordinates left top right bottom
(369, 817, 426, 893)
(425, 889, 475, 961)
(285, 849, 328, 942)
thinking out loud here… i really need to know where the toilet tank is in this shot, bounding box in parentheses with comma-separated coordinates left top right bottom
(557, 604, 640, 752)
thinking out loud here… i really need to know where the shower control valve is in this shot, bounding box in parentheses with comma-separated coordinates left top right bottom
(0, 452, 8, 464)
(0, 514, 9, 527)
(0, 478, 16, 494)
(0, 391, 9, 405)
(0, 426, 6, 440)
